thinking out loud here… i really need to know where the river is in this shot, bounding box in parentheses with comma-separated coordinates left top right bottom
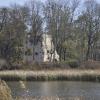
(7, 81, 100, 99)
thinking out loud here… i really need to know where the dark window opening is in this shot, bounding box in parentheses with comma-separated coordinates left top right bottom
(47, 50, 49, 53)
(35, 52, 38, 55)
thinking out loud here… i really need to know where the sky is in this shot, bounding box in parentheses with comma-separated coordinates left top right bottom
(0, 0, 28, 7)
(0, 0, 46, 7)
(0, 0, 100, 7)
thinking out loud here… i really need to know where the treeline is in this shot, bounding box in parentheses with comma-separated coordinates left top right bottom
(0, 0, 100, 66)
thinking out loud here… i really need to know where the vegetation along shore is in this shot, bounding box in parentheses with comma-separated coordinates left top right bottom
(0, 80, 13, 100)
(0, 70, 100, 82)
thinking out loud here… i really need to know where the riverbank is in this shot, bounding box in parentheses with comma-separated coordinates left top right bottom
(0, 80, 13, 100)
(0, 70, 100, 82)
(15, 96, 83, 100)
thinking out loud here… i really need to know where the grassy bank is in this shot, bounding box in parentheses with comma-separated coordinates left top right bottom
(15, 96, 84, 100)
(0, 70, 100, 82)
(0, 80, 13, 100)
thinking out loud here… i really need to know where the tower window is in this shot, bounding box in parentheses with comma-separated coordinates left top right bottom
(47, 50, 49, 53)
(35, 52, 38, 55)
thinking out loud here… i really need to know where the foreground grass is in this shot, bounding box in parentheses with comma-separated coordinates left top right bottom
(15, 96, 85, 100)
(0, 80, 13, 100)
(0, 70, 100, 82)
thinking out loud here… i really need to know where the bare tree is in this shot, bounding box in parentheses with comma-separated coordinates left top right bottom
(0, 8, 8, 32)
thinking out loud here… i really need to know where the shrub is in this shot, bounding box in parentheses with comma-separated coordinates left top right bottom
(66, 59, 80, 68)
(80, 60, 100, 69)
(0, 59, 9, 70)
(25, 49, 32, 56)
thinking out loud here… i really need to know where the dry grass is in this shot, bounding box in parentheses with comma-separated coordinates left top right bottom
(80, 60, 100, 69)
(0, 69, 100, 82)
(0, 80, 13, 100)
(15, 96, 85, 100)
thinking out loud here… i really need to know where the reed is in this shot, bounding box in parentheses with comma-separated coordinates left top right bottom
(0, 70, 100, 82)
(0, 80, 13, 100)
(15, 96, 84, 100)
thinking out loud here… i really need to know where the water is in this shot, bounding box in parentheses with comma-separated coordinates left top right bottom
(7, 81, 100, 99)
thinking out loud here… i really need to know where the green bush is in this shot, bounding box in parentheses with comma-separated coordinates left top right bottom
(25, 49, 32, 55)
(66, 59, 80, 68)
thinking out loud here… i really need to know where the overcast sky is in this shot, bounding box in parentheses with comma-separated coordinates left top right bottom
(0, 0, 100, 7)
(0, 0, 25, 7)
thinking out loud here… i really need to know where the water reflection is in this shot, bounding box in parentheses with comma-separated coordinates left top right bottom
(7, 81, 100, 99)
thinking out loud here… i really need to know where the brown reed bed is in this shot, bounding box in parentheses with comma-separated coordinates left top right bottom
(0, 70, 100, 82)
(0, 80, 13, 100)
(15, 96, 85, 100)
